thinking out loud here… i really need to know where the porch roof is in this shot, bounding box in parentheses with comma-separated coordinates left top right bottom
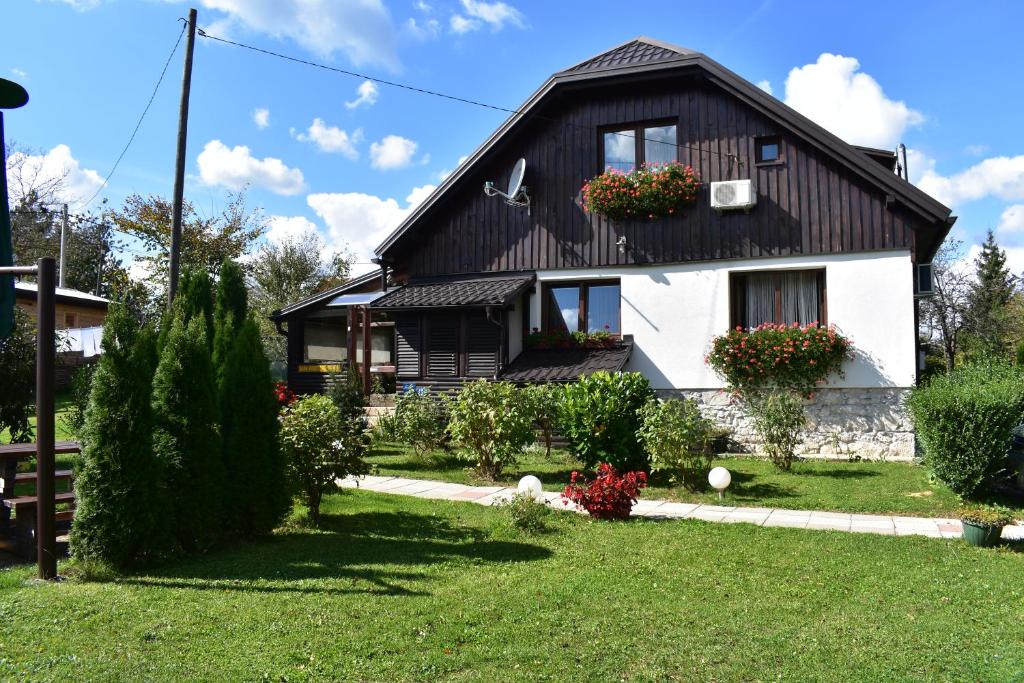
(370, 272, 535, 310)
(500, 340, 633, 383)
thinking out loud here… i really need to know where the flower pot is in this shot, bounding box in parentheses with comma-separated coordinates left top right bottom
(961, 520, 1004, 547)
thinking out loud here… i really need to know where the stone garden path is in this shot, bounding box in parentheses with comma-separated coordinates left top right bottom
(339, 475, 1024, 541)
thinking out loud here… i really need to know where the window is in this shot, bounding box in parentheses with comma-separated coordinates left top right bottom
(730, 269, 826, 329)
(303, 315, 347, 362)
(64, 312, 77, 328)
(756, 135, 782, 164)
(544, 281, 621, 334)
(601, 122, 677, 172)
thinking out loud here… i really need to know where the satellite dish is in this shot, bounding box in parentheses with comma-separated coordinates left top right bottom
(507, 158, 526, 198)
(0, 78, 29, 110)
(483, 158, 530, 214)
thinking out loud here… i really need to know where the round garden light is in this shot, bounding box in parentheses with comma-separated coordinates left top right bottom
(517, 475, 544, 502)
(708, 467, 731, 500)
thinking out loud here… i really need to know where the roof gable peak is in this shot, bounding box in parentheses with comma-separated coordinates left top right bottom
(561, 36, 697, 75)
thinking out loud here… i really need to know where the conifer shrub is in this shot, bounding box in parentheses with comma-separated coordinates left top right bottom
(328, 366, 367, 422)
(558, 371, 654, 471)
(279, 394, 369, 525)
(219, 318, 289, 536)
(0, 309, 34, 443)
(71, 308, 167, 567)
(152, 316, 223, 553)
(162, 268, 214, 351)
(447, 380, 535, 479)
(908, 361, 1024, 497)
(212, 259, 248, 378)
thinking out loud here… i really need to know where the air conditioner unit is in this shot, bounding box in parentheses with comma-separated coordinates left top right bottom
(710, 179, 756, 211)
(915, 263, 935, 296)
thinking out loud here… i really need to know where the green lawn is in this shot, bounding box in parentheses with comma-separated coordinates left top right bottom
(0, 392, 78, 444)
(0, 490, 1021, 680)
(366, 443, 1020, 518)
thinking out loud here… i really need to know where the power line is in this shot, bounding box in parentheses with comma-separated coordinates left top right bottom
(81, 21, 188, 209)
(196, 28, 740, 166)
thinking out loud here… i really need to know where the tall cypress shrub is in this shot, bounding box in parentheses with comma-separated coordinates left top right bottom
(71, 308, 166, 567)
(213, 259, 248, 378)
(152, 315, 223, 553)
(157, 268, 214, 352)
(220, 318, 290, 535)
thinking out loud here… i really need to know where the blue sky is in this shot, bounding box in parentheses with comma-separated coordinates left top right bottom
(4, 0, 1024, 276)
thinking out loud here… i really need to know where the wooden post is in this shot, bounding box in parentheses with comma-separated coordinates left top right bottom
(346, 305, 357, 379)
(168, 7, 197, 309)
(362, 307, 372, 396)
(35, 257, 56, 580)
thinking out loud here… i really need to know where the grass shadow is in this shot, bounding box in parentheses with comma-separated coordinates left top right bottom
(118, 509, 552, 598)
(725, 470, 798, 501)
(795, 467, 881, 480)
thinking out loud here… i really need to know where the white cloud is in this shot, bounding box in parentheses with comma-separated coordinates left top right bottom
(405, 17, 441, 40)
(755, 79, 773, 95)
(414, 0, 433, 12)
(369, 135, 420, 170)
(912, 152, 1024, 208)
(964, 144, 989, 157)
(196, 139, 305, 195)
(36, 0, 103, 10)
(197, 0, 400, 70)
(783, 53, 924, 149)
(345, 80, 379, 109)
(294, 119, 363, 158)
(449, 14, 477, 33)
(6, 144, 103, 209)
(307, 184, 435, 261)
(252, 107, 270, 129)
(10, 68, 27, 79)
(266, 214, 320, 247)
(997, 204, 1024, 241)
(962, 242, 1024, 278)
(450, 0, 524, 33)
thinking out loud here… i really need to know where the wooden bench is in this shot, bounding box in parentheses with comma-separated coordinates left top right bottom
(0, 470, 73, 495)
(0, 442, 80, 557)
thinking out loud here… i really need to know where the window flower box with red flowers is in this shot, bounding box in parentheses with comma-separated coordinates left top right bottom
(705, 323, 853, 398)
(526, 329, 619, 350)
(561, 463, 648, 520)
(582, 162, 701, 221)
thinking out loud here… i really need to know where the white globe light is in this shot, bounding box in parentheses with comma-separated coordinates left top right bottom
(517, 475, 544, 502)
(708, 466, 731, 492)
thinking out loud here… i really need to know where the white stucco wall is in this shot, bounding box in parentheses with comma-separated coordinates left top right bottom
(529, 250, 916, 390)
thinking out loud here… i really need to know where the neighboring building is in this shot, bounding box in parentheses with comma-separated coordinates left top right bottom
(276, 37, 954, 459)
(14, 281, 109, 329)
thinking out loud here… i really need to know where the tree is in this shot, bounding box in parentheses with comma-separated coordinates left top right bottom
(162, 267, 214, 351)
(219, 318, 289, 535)
(249, 228, 353, 366)
(212, 258, 248, 377)
(0, 309, 34, 443)
(920, 238, 972, 371)
(963, 230, 1020, 359)
(151, 315, 223, 553)
(71, 309, 166, 567)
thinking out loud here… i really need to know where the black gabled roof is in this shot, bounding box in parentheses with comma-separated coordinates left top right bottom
(501, 341, 633, 383)
(270, 269, 381, 321)
(375, 36, 954, 258)
(560, 36, 694, 74)
(370, 272, 535, 310)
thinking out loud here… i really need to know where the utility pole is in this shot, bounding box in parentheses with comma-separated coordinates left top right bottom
(57, 203, 67, 288)
(168, 7, 197, 310)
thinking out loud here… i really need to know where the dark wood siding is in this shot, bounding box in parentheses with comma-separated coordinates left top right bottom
(466, 314, 500, 377)
(390, 78, 931, 277)
(390, 311, 503, 381)
(425, 316, 459, 377)
(395, 316, 421, 379)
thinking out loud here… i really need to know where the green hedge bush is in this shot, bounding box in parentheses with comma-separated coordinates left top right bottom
(394, 386, 449, 457)
(908, 361, 1024, 497)
(638, 398, 718, 490)
(559, 371, 654, 471)
(447, 380, 535, 478)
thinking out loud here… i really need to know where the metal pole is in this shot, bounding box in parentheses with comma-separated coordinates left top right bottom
(58, 204, 67, 289)
(35, 256, 56, 580)
(168, 7, 197, 310)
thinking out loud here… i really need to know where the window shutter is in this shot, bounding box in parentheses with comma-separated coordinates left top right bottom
(426, 315, 459, 377)
(465, 314, 500, 377)
(395, 316, 421, 379)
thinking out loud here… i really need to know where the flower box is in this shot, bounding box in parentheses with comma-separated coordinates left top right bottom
(582, 162, 700, 221)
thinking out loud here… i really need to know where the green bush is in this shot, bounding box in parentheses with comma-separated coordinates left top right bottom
(328, 367, 367, 423)
(0, 308, 34, 443)
(62, 361, 97, 438)
(71, 308, 167, 567)
(279, 394, 369, 525)
(747, 390, 807, 471)
(522, 383, 563, 459)
(638, 398, 717, 490)
(212, 258, 248, 381)
(908, 361, 1024, 497)
(558, 371, 654, 471)
(219, 318, 290, 536)
(447, 380, 535, 478)
(152, 316, 223, 553)
(500, 492, 551, 533)
(394, 386, 449, 457)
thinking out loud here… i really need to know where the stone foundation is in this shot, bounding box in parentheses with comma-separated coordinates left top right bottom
(658, 387, 915, 461)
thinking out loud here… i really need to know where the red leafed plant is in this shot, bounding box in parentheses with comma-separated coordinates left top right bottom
(562, 463, 648, 520)
(582, 162, 700, 221)
(274, 381, 297, 408)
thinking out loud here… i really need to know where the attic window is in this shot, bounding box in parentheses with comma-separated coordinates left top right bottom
(756, 136, 782, 164)
(601, 123, 677, 172)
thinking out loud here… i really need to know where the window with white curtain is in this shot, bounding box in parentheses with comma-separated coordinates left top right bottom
(732, 269, 824, 329)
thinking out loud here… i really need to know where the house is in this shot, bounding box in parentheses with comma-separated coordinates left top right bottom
(14, 281, 109, 330)
(274, 37, 954, 459)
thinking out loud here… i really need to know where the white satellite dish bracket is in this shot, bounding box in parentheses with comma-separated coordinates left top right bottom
(484, 157, 531, 215)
